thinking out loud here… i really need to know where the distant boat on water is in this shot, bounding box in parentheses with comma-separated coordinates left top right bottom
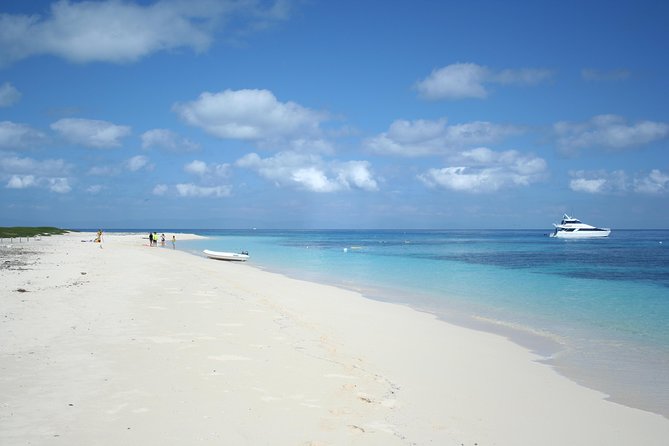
(550, 214, 611, 238)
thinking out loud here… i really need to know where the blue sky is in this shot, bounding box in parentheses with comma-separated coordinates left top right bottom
(1, 0, 668, 229)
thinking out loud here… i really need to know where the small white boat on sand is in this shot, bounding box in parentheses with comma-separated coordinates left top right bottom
(550, 214, 611, 238)
(203, 249, 249, 261)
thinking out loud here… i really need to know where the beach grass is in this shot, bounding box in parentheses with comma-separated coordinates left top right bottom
(0, 226, 71, 238)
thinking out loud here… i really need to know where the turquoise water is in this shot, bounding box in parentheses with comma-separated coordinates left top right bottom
(178, 229, 669, 417)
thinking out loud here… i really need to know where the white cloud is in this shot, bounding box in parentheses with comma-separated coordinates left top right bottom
(0, 121, 46, 149)
(569, 177, 608, 194)
(289, 167, 338, 192)
(126, 155, 151, 172)
(153, 184, 169, 196)
(175, 183, 231, 197)
(5, 173, 71, 193)
(333, 160, 379, 191)
(568, 170, 627, 194)
(569, 169, 669, 195)
(2, 157, 72, 193)
(0, 0, 292, 66)
(633, 169, 669, 194)
(364, 117, 522, 157)
(51, 118, 131, 148)
(173, 89, 327, 145)
(184, 159, 208, 176)
(0, 82, 21, 106)
(236, 151, 379, 193)
(88, 156, 152, 176)
(418, 148, 547, 193)
(414, 62, 552, 100)
(6, 174, 36, 189)
(415, 63, 489, 100)
(554, 115, 669, 154)
(184, 159, 231, 179)
(48, 177, 71, 193)
(0, 153, 71, 176)
(141, 128, 199, 152)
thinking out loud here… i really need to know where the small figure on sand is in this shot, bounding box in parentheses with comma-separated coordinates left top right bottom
(172, 235, 176, 250)
(161, 233, 165, 247)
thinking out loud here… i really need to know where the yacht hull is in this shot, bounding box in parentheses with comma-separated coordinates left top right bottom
(550, 229, 611, 238)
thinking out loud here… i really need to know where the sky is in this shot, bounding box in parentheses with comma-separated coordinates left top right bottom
(1, 0, 668, 229)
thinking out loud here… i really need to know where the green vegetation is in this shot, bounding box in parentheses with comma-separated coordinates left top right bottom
(0, 227, 71, 238)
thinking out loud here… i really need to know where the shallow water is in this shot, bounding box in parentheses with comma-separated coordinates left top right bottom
(179, 229, 669, 417)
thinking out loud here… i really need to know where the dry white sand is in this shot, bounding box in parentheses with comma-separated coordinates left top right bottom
(1, 232, 668, 445)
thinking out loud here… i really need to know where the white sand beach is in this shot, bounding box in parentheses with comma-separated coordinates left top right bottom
(1, 232, 668, 445)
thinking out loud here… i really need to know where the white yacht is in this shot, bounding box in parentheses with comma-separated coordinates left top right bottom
(550, 214, 611, 238)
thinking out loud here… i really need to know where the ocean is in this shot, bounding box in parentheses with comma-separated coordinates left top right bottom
(175, 229, 669, 417)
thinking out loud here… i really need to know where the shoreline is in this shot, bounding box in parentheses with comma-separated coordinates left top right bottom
(177, 231, 669, 419)
(2, 232, 668, 444)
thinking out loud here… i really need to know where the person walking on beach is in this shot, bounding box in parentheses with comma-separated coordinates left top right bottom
(148, 232, 153, 246)
(152, 232, 158, 247)
(161, 233, 166, 247)
(171, 235, 176, 250)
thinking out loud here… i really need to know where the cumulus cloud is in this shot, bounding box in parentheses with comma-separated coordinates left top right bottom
(175, 183, 231, 197)
(554, 115, 669, 155)
(236, 151, 379, 193)
(51, 118, 131, 148)
(568, 170, 627, 194)
(414, 62, 552, 100)
(184, 160, 208, 176)
(0, 0, 292, 66)
(364, 117, 522, 157)
(0, 121, 47, 149)
(153, 159, 233, 196)
(634, 169, 669, 194)
(418, 148, 547, 193)
(569, 169, 669, 195)
(0, 82, 21, 106)
(87, 156, 152, 177)
(6, 174, 37, 189)
(0, 153, 72, 176)
(333, 160, 379, 192)
(48, 177, 71, 193)
(173, 89, 327, 147)
(184, 159, 231, 178)
(569, 177, 608, 194)
(126, 155, 151, 172)
(6, 174, 70, 193)
(1, 153, 73, 193)
(86, 184, 103, 194)
(141, 128, 199, 152)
